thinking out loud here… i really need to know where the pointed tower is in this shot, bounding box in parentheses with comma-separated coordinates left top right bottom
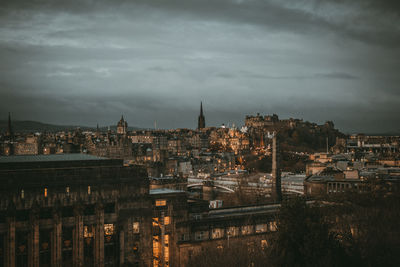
(117, 115, 127, 135)
(271, 133, 282, 202)
(6, 112, 14, 141)
(198, 102, 205, 130)
(4, 112, 15, 155)
(95, 123, 100, 137)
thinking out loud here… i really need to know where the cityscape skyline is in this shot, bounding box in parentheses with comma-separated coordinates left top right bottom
(0, 0, 399, 133)
(1, 106, 399, 135)
(1, 2, 400, 266)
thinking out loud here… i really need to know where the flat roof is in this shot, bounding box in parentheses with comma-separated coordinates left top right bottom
(0, 154, 122, 170)
(0, 154, 108, 163)
(150, 188, 185, 195)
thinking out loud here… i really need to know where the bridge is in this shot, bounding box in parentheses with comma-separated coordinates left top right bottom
(187, 179, 304, 195)
(187, 182, 236, 193)
(187, 180, 304, 195)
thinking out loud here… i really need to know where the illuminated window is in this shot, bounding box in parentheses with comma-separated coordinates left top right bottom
(269, 221, 277, 232)
(211, 228, 224, 239)
(153, 218, 159, 227)
(241, 225, 253, 235)
(256, 223, 268, 233)
(164, 234, 169, 245)
(164, 216, 171, 225)
(153, 236, 160, 265)
(66, 187, 70, 196)
(133, 222, 140, 233)
(44, 188, 48, 198)
(155, 200, 166, 206)
(21, 189, 24, 199)
(104, 224, 114, 235)
(84, 226, 94, 238)
(261, 239, 268, 248)
(227, 226, 239, 237)
(164, 245, 169, 263)
(87, 186, 91, 195)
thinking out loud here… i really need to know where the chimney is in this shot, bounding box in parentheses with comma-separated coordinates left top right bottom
(272, 133, 282, 202)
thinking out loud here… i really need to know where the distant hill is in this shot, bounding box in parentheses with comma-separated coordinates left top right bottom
(0, 120, 141, 133)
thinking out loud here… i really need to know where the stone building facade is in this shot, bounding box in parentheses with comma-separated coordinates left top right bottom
(0, 154, 281, 267)
(0, 154, 151, 267)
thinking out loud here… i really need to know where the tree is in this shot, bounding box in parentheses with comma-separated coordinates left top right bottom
(268, 197, 352, 267)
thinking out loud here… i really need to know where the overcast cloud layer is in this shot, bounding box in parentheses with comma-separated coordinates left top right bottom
(0, 0, 399, 133)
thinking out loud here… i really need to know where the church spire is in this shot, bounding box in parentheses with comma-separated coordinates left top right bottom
(198, 101, 205, 130)
(6, 112, 13, 139)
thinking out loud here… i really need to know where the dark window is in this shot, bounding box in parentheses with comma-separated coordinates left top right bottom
(16, 231, 28, 267)
(39, 229, 51, 267)
(84, 205, 95, 216)
(40, 208, 52, 219)
(62, 206, 74, 217)
(0, 212, 6, 223)
(104, 203, 115, 214)
(62, 227, 73, 265)
(16, 210, 30, 221)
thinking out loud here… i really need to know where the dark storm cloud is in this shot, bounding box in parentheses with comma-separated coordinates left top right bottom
(0, 0, 399, 133)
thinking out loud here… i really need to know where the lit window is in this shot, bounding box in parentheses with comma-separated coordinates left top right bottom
(88, 186, 91, 195)
(164, 234, 169, 245)
(153, 236, 160, 263)
(44, 188, 48, 198)
(211, 228, 224, 239)
(84, 226, 94, 238)
(21, 189, 24, 199)
(153, 217, 159, 227)
(164, 245, 169, 263)
(164, 216, 171, 225)
(261, 239, 268, 248)
(241, 225, 253, 235)
(133, 222, 140, 233)
(156, 199, 166, 206)
(66, 187, 70, 196)
(227, 226, 239, 237)
(104, 224, 114, 235)
(269, 221, 277, 232)
(256, 224, 268, 233)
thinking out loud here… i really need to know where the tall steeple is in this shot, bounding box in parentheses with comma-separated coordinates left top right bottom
(95, 123, 100, 137)
(6, 112, 14, 140)
(198, 102, 205, 130)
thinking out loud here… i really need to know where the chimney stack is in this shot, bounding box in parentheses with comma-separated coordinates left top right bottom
(272, 133, 282, 202)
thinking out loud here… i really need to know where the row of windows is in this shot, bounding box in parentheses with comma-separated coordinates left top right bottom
(20, 186, 93, 199)
(153, 234, 170, 267)
(83, 224, 115, 238)
(194, 222, 277, 241)
(327, 182, 367, 193)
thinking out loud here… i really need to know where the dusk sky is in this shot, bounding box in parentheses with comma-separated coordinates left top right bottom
(0, 0, 399, 133)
